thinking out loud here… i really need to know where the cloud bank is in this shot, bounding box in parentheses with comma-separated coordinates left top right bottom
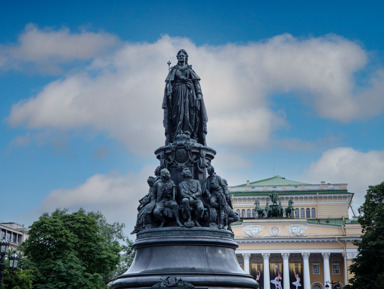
(0, 24, 120, 73)
(304, 147, 384, 209)
(7, 31, 384, 155)
(4, 26, 384, 224)
(39, 167, 154, 230)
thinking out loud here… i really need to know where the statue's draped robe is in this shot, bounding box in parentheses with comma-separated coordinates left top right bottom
(163, 65, 208, 145)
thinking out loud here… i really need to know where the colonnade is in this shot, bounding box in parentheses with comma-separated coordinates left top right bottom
(237, 250, 353, 289)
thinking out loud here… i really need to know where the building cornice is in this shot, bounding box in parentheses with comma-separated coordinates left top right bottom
(236, 236, 361, 244)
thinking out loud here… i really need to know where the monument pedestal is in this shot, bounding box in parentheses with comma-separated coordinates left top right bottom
(111, 227, 258, 289)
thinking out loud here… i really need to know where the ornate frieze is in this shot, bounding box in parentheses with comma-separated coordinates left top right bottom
(265, 225, 284, 237)
(288, 224, 308, 237)
(243, 225, 263, 238)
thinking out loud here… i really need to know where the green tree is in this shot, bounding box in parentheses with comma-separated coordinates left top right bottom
(3, 255, 33, 289)
(347, 181, 384, 289)
(87, 211, 135, 283)
(110, 238, 135, 279)
(21, 209, 129, 289)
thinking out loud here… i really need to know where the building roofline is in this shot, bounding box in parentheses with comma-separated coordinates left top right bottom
(231, 190, 352, 196)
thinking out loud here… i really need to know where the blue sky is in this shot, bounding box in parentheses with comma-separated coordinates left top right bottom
(1, 0, 384, 231)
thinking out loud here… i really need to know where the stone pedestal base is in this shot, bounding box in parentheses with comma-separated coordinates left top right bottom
(112, 228, 258, 289)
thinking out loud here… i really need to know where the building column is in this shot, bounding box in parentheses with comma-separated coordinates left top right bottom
(322, 252, 331, 286)
(282, 253, 290, 289)
(242, 253, 251, 274)
(302, 252, 311, 289)
(262, 253, 271, 289)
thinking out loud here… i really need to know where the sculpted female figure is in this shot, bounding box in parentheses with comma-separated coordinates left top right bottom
(162, 49, 208, 145)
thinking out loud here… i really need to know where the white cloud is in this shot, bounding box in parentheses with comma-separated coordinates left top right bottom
(6, 32, 384, 160)
(39, 166, 155, 231)
(8, 132, 31, 148)
(303, 147, 384, 209)
(0, 24, 120, 73)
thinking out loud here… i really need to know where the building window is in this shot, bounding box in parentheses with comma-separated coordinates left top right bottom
(241, 209, 245, 218)
(332, 264, 340, 274)
(313, 284, 321, 289)
(12, 233, 17, 243)
(295, 208, 299, 219)
(306, 208, 310, 218)
(252, 209, 256, 218)
(301, 208, 305, 218)
(312, 264, 320, 275)
(0, 230, 5, 239)
(247, 209, 251, 218)
(312, 208, 316, 218)
(236, 209, 240, 216)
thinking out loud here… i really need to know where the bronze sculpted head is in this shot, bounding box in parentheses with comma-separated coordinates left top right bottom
(177, 49, 189, 65)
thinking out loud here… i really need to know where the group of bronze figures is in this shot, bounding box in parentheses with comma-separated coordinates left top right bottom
(132, 165, 239, 234)
(131, 49, 297, 235)
(254, 193, 295, 219)
(132, 49, 241, 233)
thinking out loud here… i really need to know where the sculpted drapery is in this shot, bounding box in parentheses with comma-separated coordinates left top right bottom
(162, 49, 208, 145)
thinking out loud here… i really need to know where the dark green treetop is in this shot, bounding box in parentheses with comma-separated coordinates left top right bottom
(21, 209, 130, 289)
(346, 181, 384, 289)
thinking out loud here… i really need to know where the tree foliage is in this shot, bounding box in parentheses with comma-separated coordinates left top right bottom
(347, 181, 384, 289)
(21, 209, 133, 289)
(3, 255, 33, 289)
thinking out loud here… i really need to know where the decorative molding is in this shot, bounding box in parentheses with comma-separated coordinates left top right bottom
(236, 236, 361, 244)
(265, 225, 284, 237)
(288, 224, 308, 237)
(322, 252, 330, 259)
(262, 253, 270, 259)
(236, 249, 347, 255)
(282, 252, 290, 259)
(346, 251, 358, 260)
(302, 252, 310, 259)
(243, 225, 263, 238)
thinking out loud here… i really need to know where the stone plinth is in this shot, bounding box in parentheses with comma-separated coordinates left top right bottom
(111, 227, 258, 289)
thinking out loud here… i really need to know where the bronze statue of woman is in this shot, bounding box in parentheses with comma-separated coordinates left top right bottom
(162, 49, 208, 145)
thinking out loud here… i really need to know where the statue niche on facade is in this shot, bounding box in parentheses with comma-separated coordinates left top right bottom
(163, 49, 208, 145)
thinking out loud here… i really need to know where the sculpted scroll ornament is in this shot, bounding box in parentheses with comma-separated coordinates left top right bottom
(265, 225, 284, 237)
(346, 251, 358, 260)
(288, 224, 308, 237)
(243, 225, 263, 238)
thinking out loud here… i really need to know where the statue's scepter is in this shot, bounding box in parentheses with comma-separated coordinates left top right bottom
(166, 61, 172, 101)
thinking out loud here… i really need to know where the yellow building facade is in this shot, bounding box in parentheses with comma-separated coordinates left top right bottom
(230, 176, 361, 289)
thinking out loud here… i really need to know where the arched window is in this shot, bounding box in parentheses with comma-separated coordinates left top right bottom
(247, 209, 251, 218)
(312, 208, 316, 218)
(306, 208, 310, 218)
(295, 208, 299, 219)
(252, 209, 256, 218)
(241, 209, 245, 218)
(301, 208, 305, 218)
(236, 209, 240, 216)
